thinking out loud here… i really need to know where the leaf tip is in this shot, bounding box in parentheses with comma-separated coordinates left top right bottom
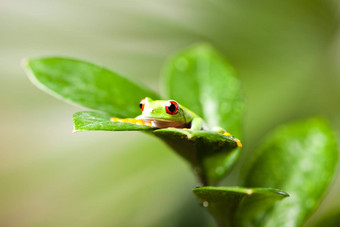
(22, 58, 43, 88)
(72, 124, 79, 133)
(277, 190, 290, 197)
(21, 58, 33, 76)
(21, 58, 29, 68)
(72, 126, 78, 134)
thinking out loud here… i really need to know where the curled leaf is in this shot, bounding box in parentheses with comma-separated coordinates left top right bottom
(193, 186, 289, 227)
(153, 128, 241, 185)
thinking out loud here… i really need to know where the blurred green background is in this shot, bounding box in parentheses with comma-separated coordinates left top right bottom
(1, 0, 340, 226)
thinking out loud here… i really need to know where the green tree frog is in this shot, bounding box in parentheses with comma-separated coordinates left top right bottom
(110, 97, 242, 147)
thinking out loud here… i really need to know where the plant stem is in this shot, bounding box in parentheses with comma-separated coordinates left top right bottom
(194, 166, 209, 186)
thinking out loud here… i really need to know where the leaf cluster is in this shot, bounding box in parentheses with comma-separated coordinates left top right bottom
(24, 44, 338, 227)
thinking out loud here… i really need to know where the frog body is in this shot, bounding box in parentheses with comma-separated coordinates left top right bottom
(110, 97, 242, 147)
(135, 97, 206, 130)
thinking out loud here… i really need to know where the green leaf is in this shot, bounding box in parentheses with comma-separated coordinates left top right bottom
(160, 44, 244, 184)
(153, 128, 241, 185)
(163, 44, 244, 138)
(23, 57, 159, 117)
(243, 117, 338, 227)
(73, 111, 153, 132)
(193, 186, 289, 227)
(73, 111, 241, 185)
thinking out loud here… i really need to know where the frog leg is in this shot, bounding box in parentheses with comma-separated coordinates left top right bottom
(234, 138, 243, 147)
(212, 126, 242, 147)
(190, 117, 204, 131)
(212, 126, 231, 136)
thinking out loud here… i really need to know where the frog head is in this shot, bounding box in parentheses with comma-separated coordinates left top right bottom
(137, 97, 193, 128)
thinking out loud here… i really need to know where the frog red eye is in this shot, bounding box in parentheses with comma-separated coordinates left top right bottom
(139, 98, 146, 111)
(165, 100, 179, 115)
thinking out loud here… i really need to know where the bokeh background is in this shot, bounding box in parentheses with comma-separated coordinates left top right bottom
(1, 0, 340, 226)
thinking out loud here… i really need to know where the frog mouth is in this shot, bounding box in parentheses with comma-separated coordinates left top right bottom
(137, 117, 188, 129)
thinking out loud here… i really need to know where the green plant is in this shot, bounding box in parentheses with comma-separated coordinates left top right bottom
(23, 44, 338, 227)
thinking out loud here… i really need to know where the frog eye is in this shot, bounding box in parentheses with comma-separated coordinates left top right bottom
(139, 98, 146, 111)
(165, 100, 179, 115)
